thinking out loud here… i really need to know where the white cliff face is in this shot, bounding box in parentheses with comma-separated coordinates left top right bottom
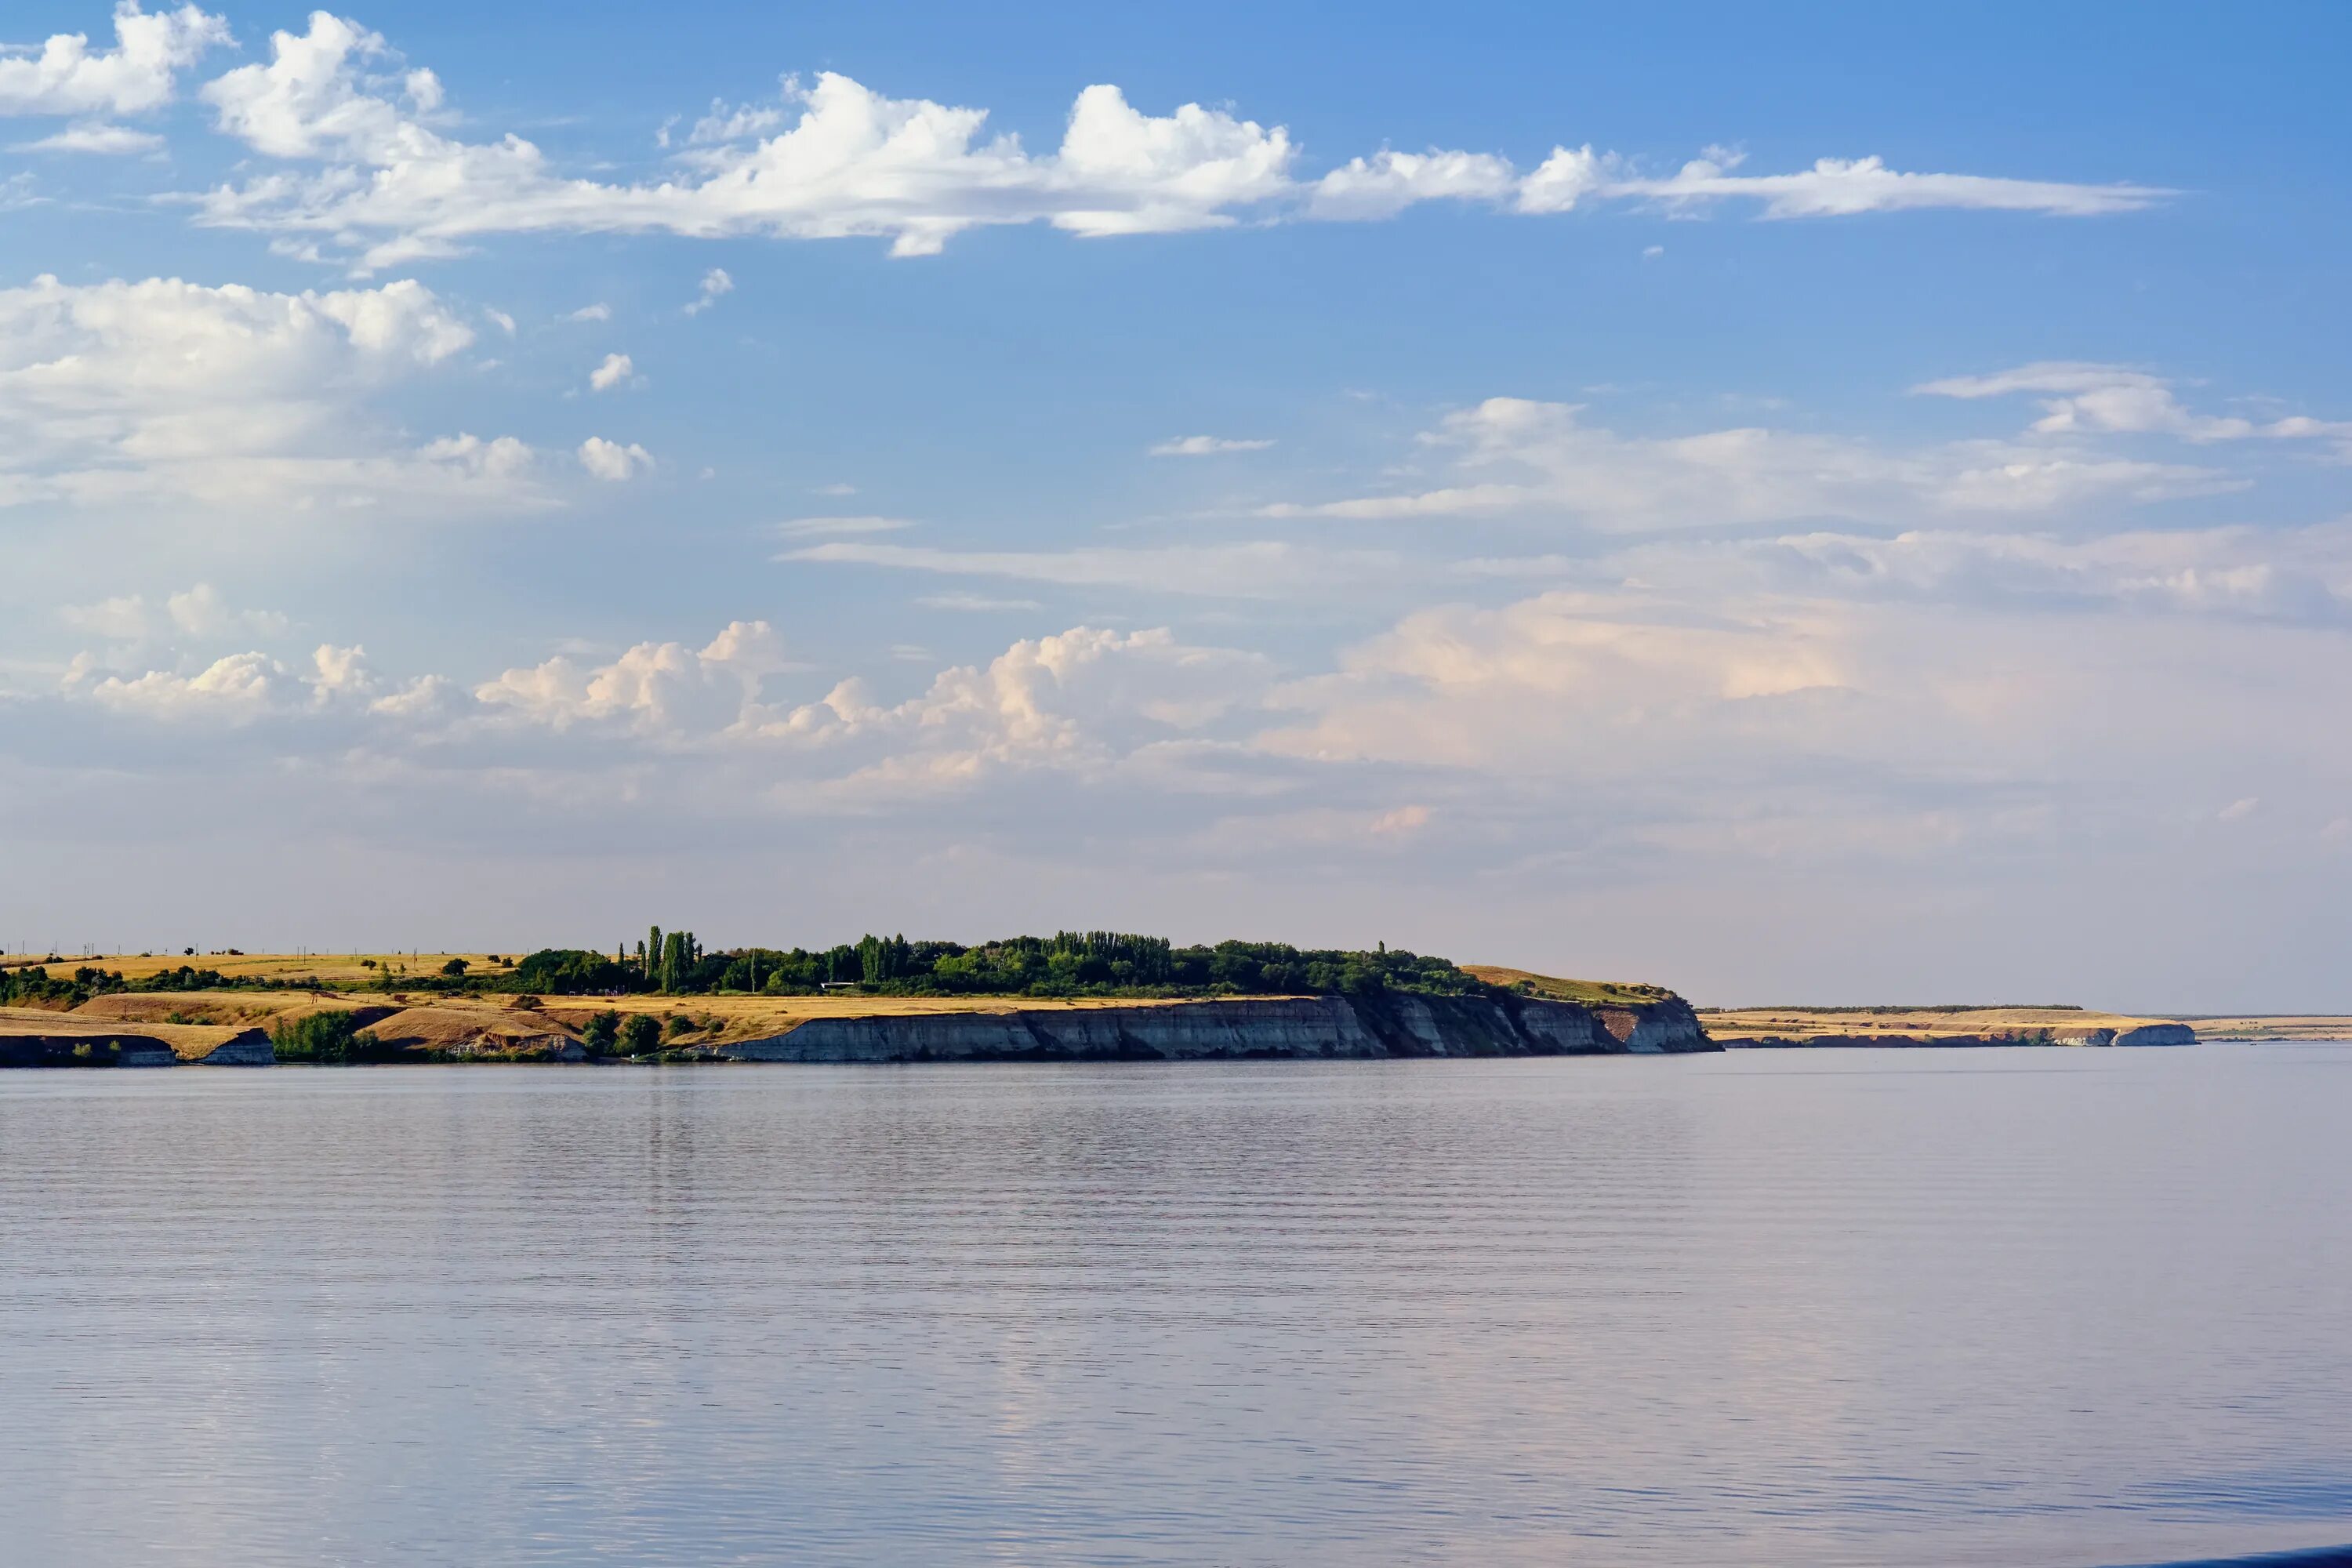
(720, 994, 1715, 1064)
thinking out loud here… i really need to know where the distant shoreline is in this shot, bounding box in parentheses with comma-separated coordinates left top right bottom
(9, 949, 2333, 1069)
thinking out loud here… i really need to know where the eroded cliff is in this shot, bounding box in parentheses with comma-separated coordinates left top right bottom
(720, 990, 1715, 1063)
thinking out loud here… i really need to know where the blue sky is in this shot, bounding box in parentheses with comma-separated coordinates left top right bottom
(3, 2, 2350, 1007)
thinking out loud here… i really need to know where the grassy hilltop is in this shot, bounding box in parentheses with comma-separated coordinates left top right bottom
(0, 933, 1697, 1064)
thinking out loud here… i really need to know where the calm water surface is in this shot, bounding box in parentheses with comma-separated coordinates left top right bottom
(4, 1046, 2349, 1566)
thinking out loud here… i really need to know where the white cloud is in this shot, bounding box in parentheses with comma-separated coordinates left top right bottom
(166, 582, 289, 638)
(2218, 796, 2259, 822)
(69, 641, 377, 722)
(917, 593, 1045, 612)
(1309, 148, 1515, 220)
(476, 620, 788, 733)
(180, 16, 2165, 271)
(774, 515, 910, 537)
(1609, 153, 2169, 218)
(1261, 394, 2235, 532)
(783, 539, 1411, 598)
(1636, 521, 2352, 629)
(1917, 361, 2352, 449)
(60, 592, 156, 641)
(0, 273, 539, 514)
(483, 307, 514, 335)
(1149, 434, 1275, 456)
(78, 649, 299, 720)
(758, 626, 1274, 797)
(566, 302, 611, 322)
(683, 267, 733, 315)
(0, 3, 229, 118)
(1515, 145, 1613, 213)
(1370, 803, 1432, 835)
(12, 120, 165, 154)
(587, 351, 634, 392)
(193, 26, 1298, 268)
(687, 97, 785, 147)
(578, 436, 652, 481)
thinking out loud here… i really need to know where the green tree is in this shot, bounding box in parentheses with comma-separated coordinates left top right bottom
(581, 1010, 621, 1056)
(271, 1010, 370, 1065)
(618, 1013, 661, 1055)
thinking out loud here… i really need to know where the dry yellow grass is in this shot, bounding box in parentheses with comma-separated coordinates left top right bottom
(26, 953, 519, 985)
(71, 993, 374, 1029)
(1461, 966, 1675, 1006)
(1698, 1006, 2176, 1042)
(49, 987, 1207, 1050)
(2178, 1015, 2352, 1041)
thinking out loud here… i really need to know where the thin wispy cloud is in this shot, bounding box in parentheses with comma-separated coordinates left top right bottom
(1151, 435, 1276, 456)
(774, 515, 913, 537)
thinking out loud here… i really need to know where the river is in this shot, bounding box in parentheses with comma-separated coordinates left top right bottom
(3, 1044, 2347, 1566)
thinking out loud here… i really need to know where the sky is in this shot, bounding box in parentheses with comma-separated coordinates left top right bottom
(2, 2, 2348, 1009)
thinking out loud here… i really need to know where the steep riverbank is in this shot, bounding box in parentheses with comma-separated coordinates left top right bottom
(721, 991, 1715, 1062)
(0, 1008, 272, 1066)
(1, 988, 1714, 1065)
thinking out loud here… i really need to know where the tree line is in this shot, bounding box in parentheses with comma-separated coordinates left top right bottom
(501, 930, 1490, 1001)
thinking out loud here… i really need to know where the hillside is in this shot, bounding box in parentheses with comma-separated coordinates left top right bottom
(1461, 967, 1681, 1007)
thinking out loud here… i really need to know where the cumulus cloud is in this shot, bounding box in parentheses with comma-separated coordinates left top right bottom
(1149, 434, 1275, 456)
(1309, 149, 1516, 220)
(756, 626, 1274, 798)
(477, 619, 789, 735)
(578, 436, 652, 481)
(0, 3, 229, 118)
(0, 273, 542, 514)
(587, 351, 634, 391)
(566, 302, 611, 322)
(68, 641, 398, 723)
(683, 267, 733, 315)
(176, 14, 2168, 271)
(191, 24, 1298, 268)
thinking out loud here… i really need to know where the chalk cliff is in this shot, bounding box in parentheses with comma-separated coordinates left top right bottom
(720, 991, 1715, 1063)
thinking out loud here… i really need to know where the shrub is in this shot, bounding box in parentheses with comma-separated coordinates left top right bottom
(618, 1013, 661, 1055)
(271, 1010, 370, 1065)
(441, 958, 470, 978)
(581, 1010, 621, 1056)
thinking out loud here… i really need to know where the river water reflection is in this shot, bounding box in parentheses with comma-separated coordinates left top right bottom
(4, 1045, 2348, 1566)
